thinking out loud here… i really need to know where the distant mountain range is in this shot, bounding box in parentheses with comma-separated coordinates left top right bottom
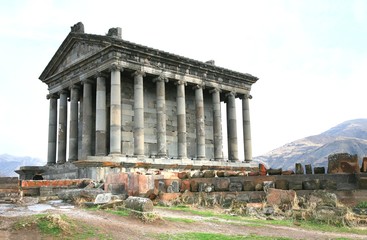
(254, 119, 367, 170)
(0, 154, 45, 177)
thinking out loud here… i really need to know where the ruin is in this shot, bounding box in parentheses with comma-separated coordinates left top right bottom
(17, 22, 258, 181)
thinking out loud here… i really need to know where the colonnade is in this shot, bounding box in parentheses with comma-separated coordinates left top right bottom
(46, 64, 253, 165)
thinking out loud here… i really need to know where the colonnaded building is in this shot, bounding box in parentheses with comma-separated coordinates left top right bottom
(18, 22, 259, 180)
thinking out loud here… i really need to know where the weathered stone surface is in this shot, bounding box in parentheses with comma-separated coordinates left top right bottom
(180, 179, 190, 192)
(327, 153, 360, 174)
(216, 171, 225, 177)
(229, 182, 242, 192)
(203, 170, 216, 178)
(171, 180, 180, 193)
(236, 193, 250, 203)
(190, 180, 199, 192)
(281, 170, 294, 175)
(191, 171, 204, 178)
(224, 171, 238, 177)
(243, 181, 255, 191)
(259, 164, 267, 176)
(305, 164, 312, 174)
(214, 178, 230, 191)
(289, 181, 303, 190)
(94, 193, 112, 204)
(358, 176, 367, 189)
(267, 168, 282, 175)
(198, 183, 214, 193)
(177, 172, 189, 179)
(266, 188, 297, 208)
(295, 163, 304, 175)
(361, 157, 367, 172)
(275, 179, 289, 190)
(303, 179, 320, 190)
(314, 167, 325, 174)
(263, 181, 275, 193)
(248, 172, 259, 176)
(320, 180, 337, 190)
(255, 182, 263, 191)
(125, 196, 153, 212)
(57, 189, 104, 202)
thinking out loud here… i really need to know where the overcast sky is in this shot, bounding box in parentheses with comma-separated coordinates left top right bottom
(1, 0, 367, 162)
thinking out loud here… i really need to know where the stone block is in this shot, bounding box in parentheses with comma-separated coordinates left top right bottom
(249, 192, 265, 203)
(216, 171, 225, 177)
(203, 170, 215, 178)
(275, 179, 289, 190)
(295, 163, 304, 174)
(180, 180, 190, 192)
(190, 180, 199, 192)
(320, 180, 337, 190)
(267, 168, 282, 175)
(314, 167, 325, 174)
(361, 158, 367, 172)
(229, 182, 242, 192)
(248, 172, 259, 176)
(282, 170, 294, 175)
(303, 179, 320, 190)
(305, 164, 312, 174)
(266, 188, 297, 207)
(94, 193, 112, 204)
(191, 171, 204, 178)
(178, 172, 189, 179)
(289, 181, 303, 190)
(243, 181, 255, 191)
(224, 171, 238, 177)
(259, 163, 267, 176)
(214, 178, 230, 191)
(358, 177, 367, 189)
(236, 193, 250, 203)
(263, 181, 275, 192)
(327, 153, 360, 174)
(255, 182, 263, 191)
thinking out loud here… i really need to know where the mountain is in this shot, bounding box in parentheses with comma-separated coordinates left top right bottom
(0, 154, 45, 177)
(254, 119, 367, 170)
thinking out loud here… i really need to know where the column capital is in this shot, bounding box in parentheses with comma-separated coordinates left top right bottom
(209, 87, 221, 94)
(225, 91, 236, 98)
(175, 80, 187, 86)
(153, 74, 168, 83)
(132, 70, 146, 77)
(81, 78, 94, 85)
(95, 71, 109, 79)
(59, 89, 69, 95)
(239, 93, 252, 100)
(46, 93, 58, 100)
(109, 62, 123, 72)
(192, 83, 205, 90)
(69, 84, 80, 91)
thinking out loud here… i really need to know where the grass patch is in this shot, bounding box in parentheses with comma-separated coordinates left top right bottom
(164, 217, 196, 223)
(13, 213, 112, 240)
(155, 232, 292, 240)
(105, 208, 130, 217)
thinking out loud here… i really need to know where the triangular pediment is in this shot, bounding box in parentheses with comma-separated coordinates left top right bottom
(40, 33, 110, 81)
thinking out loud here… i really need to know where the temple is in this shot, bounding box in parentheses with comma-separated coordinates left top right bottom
(19, 22, 259, 180)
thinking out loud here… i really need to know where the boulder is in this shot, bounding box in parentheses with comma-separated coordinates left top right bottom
(125, 196, 153, 212)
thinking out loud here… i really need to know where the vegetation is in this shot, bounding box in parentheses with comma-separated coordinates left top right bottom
(155, 232, 292, 240)
(164, 217, 196, 223)
(13, 213, 112, 240)
(356, 201, 367, 208)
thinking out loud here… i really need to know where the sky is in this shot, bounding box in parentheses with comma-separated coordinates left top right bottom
(0, 0, 367, 162)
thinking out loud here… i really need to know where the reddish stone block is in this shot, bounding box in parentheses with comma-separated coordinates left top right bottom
(361, 158, 367, 172)
(190, 180, 199, 192)
(328, 153, 360, 174)
(259, 164, 267, 176)
(266, 188, 297, 207)
(180, 180, 191, 192)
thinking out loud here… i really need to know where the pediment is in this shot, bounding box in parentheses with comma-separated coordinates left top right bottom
(40, 34, 110, 81)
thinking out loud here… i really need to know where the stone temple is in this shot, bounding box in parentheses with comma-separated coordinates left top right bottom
(18, 22, 259, 181)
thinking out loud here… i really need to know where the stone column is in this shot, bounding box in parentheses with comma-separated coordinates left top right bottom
(95, 72, 107, 156)
(176, 80, 187, 158)
(153, 75, 168, 157)
(68, 85, 79, 162)
(210, 88, 223, 161)
(110, 63, 123, 154)
(57, 90, 68, 164)
(242, 94, 252, 162)
(226, 92, 238, 161)
(47, 94, 58, 165)
(133, 71, 145, 157)
(194, 84, 205, 159)
(81, 79, 93, 159)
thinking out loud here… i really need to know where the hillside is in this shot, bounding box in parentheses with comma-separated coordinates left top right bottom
(254, 119, 367, 170)
(0, 154, 45, 177)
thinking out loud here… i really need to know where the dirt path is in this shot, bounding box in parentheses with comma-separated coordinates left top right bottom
(1, 201, 367, 239)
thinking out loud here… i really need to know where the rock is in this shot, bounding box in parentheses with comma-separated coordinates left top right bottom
(190, 180, 199, 192)
(180, 180, 190, 192)
(305, 164, 312, 174)
(170, 181, 180, 193)
(266, 188, 297, 208)
(216, 171, 225, 177)
(267, 168, 282, 175)
(243, 181, 255, 191)
(327, 153, 360, 174)
(166, 185, 174, 193)
(282, 170, 294, 175)
(303, 179, 320, 190)
(295, 163, 304, 175)
(275, 179, 289, 190)
(204, 184, 214, 193)
(289, 181, 303, 190)
(259, 163, 267, 176)
(357, 176, 367, 189)
(263, 206, 275, 216)
(224, 171, 238, 177)
(203, 170, 216, 178)
(198, 182, 207, 192)
(229, 182, 242, 192)
(314, 167, 325, 174)
(248, 172, 259, 176)
(236, 193, 250, 203)
(57, 189, 104, 202)
(191, 171, 204, 178)
(263, 181, 275, 193)
(361, 157, 367, 172)
(320, 180, 337, 190)
(158, 180, 166, 193)
(125, 196, 153, 212)
(255, 183, 263, 191)
(215, 178, 230, 191)
(178, 172, 189, 179)
(94, 193, 112, 204)
(107, 183, 125, 195)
